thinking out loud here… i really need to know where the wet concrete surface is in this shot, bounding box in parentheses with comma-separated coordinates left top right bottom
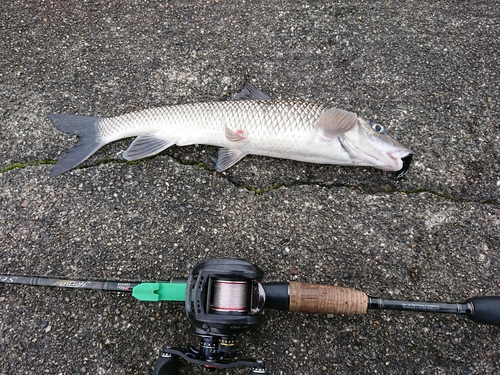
(1, 1, 499, 374)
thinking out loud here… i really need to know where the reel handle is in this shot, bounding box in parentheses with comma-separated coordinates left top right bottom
(468, 297, 500, 326)
(153, 352, 179, 375)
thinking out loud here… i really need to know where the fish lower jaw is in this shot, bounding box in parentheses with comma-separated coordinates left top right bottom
(375, 155, 411, 172)
(388, 149, 413, 160)
(385, 150, 413, 171)
(342, 152, 405, 171)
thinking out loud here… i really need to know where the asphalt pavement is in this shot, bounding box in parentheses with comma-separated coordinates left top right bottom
(1, 1, 499, 374)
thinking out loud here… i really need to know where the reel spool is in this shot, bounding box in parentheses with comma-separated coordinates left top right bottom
(211, 279, 250, 313)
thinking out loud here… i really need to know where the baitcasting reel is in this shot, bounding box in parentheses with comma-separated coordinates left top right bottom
(154, 259, 268, 375)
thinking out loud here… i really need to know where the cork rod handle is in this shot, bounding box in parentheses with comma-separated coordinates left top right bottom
(289, 282, 368, 315)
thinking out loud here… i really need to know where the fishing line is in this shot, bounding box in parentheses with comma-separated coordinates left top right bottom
(211, 279, 249, 313)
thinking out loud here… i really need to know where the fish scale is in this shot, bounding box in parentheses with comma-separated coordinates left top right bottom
(49, 82, 413, 178)
(98, 100, 328, 146)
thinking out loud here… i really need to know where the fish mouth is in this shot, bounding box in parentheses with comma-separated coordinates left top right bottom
(395, 154, 413, 180)
(339, 136, 413, 179)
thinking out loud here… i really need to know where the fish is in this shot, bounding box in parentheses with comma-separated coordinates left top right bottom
(49, 82, 413, 179)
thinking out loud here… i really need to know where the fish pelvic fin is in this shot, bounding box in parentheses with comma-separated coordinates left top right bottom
(49, 114, 105, 176)
(231, 82, 272, 101)
(216, 148, 248, 171)
(316, 108, 358, 141)
(122, 133, 176, 161)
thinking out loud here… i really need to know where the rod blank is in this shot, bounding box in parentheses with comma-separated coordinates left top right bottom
(367, 297, 471, 315)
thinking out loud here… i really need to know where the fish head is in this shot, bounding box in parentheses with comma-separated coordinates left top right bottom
(339, 117, 413, 178)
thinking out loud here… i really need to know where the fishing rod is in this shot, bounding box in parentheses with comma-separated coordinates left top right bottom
(1, 258, 499, 374)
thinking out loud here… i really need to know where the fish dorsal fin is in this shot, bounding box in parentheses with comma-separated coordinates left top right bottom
(232, 82, 272, 101)
(316, 108, 358, 141)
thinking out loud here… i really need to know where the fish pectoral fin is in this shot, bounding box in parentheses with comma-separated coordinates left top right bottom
(216, 148, 248, 171)
(231, 82, 272, 101)
(122, 133, 176, 161)
(316, 108, 358, 141)
(225, 126, 248, 142)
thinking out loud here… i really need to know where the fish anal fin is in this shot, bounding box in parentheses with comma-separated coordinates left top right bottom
(122, 133, 176, 161)
(216, 148, 248, 171)
(316, 108, 358, 141)
(225, 126, 248, 142)
(231, 82, 272, 101)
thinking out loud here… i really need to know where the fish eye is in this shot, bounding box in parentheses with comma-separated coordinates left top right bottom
(370, 121, 386, 134)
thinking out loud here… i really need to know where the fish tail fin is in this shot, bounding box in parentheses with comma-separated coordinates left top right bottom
(49, 114, 105, 176)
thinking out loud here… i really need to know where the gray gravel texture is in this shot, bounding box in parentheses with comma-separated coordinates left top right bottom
(0, 1, 499, 374)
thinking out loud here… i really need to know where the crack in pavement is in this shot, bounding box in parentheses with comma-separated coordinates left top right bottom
(1, 158, 498, 206)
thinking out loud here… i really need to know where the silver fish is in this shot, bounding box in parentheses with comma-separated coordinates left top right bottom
(49, 83, 413, 178)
